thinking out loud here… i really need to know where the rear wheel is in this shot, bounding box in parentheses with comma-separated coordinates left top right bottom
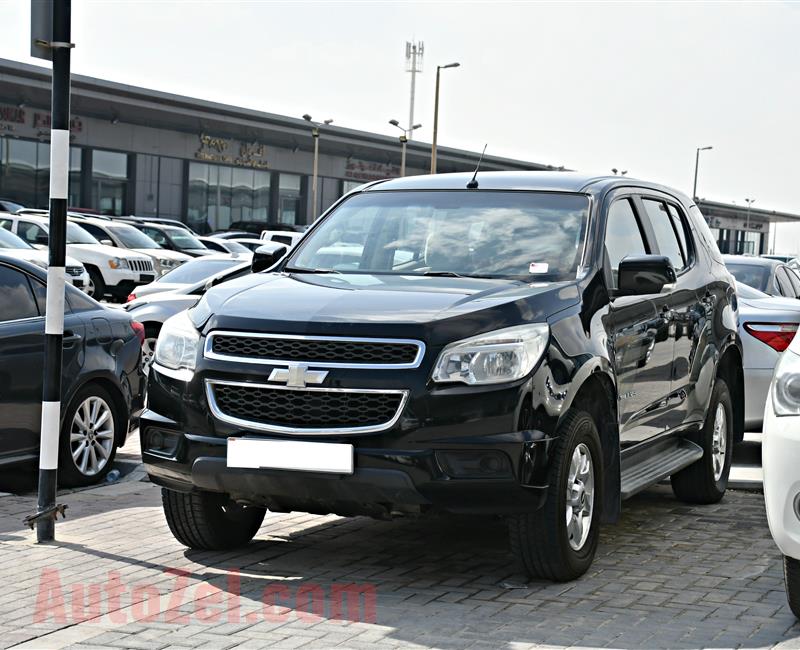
(162, 488, 266, 550)
(671, 378, 732, 504)
(508, 410, 603, 581)
(141, 325, 160, 375)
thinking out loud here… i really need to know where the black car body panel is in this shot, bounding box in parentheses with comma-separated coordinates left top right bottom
(141, 172, 742, 522)
(0, 255, 144, 464)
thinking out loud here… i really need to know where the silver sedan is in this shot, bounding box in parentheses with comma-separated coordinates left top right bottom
(737, 282, 800, 431)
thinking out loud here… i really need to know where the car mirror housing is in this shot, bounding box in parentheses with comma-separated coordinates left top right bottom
(617, 255, 677, 296)
(251, 242, 288, 273)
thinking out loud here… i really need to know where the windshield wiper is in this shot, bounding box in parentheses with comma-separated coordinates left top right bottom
(423, 271, 466, 278)
(284, 267, 341, 274)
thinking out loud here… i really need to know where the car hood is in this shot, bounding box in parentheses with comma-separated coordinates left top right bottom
(134, 248, 191, 262)
(200, 272, 581, 345)
(0, 248, 83, 269)
(68, 243, 149, 260)
(133, 282, 187, 298)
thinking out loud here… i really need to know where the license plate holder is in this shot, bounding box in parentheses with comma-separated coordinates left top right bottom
(227, 437, 354, 474)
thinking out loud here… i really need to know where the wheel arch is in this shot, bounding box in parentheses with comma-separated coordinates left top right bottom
(716, 343, 744, 444)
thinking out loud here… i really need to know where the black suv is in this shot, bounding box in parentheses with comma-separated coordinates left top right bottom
(141, 172, 743, 581)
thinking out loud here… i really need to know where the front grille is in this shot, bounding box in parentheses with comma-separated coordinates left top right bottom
(208, 333, 422, 367)
(129, 259, 154, 272)
(66, 266, 83, 277)
(208, 381, 406, 433)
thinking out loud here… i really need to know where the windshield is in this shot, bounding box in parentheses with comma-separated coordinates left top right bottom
(166, 229, 206, 250)
(66, 223, 101, 245)
(158, 257, 241, 284)
(0, 228, 32, 249)
(223, 240, 250, 253)
(288, 191, 590, 281)
(736, 281, 769, 299)
(726, 263, 770, 292)
(110, 224, 161, 249)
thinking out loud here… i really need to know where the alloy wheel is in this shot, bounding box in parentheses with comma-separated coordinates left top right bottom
(70, 396, 115, 476)
(566, 442, 595, 551)
(142, 337, 157, 374)
(711, 402, 727, 481)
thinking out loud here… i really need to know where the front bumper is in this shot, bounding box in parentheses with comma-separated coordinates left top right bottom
(103, 268, 156, 295)
(763, 390, 800, 559)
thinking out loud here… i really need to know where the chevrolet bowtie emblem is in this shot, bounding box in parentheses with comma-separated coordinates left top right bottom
(268, 363, 328, 388)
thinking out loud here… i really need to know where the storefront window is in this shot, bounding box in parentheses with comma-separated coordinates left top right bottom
(91, 149, 128, 215)
(0, 139, 83, 209)
(187, 162, 272, 232)
(278, 173, 301, 225)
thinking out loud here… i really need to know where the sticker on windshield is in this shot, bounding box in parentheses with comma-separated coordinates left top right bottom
(529, 262, 549, 274)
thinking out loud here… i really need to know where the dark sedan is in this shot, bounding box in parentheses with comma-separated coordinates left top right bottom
(724, 254, 800, 299)
(132, 223, 212, 258)
(0, 255, 144, 486)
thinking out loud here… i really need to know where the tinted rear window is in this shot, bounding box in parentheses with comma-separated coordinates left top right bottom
(726, 263, 771, 292)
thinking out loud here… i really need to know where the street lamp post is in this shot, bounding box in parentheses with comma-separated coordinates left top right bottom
(744, 197, 756, 252)
(693, 145, 713, 200)
(389, 119, 421, 176)
(302, 114, 333, 222)
(430, 62, 460, 174)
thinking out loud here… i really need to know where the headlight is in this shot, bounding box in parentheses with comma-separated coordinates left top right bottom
(154, 311, 200, 378)
(108, 257, 129, 269)
(432, 323, 549, 385)
(772, 349, 800, 416)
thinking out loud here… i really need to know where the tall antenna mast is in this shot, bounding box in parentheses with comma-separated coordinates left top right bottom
(405, 40, 424, 141)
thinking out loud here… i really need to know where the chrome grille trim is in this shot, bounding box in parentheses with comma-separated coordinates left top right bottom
(205, 379, 410, 435)
(129, 258, 154, 272)
(204, 331, 426, 369)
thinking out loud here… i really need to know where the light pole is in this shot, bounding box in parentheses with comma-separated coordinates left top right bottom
(744, 197, 756, 253)
(302, 114, 333, 222)
(693, 145, 713, 200)
(611, 168, 628, 176)
(389, 119, 421, 176)
(430, 62, 460, 174)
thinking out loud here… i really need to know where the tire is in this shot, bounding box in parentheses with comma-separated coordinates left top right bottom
(671, 378, 732, 504)
(162, 488, 266, 550)
(508, 410, 603, 581)
(86, 267, 105, 300)
(784, 556, 800, 619)
(141, 325, 160, 375)
(58, 384, 122, 487)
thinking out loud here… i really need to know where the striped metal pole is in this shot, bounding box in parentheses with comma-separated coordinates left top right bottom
(36, 0, 71, 543)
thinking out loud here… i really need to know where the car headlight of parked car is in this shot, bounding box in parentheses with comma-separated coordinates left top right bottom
(154, 311, 200, 379)
(432, 323, 549, 385)
(772, 348, 800, 416)
(108, 257, 130, 270)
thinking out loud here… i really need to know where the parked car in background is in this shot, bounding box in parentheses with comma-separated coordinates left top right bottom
(126, 253, 252, 301)
(762, 254, 800, 265)
(260, 230, 304, 247)
(225, 237, 270, 252)
(142, 172, 744, 581)
(69, 216, 190, 277)
(129, 222, 211, 258)
(126, 259, 252, 372)
(229, 220, 304, 235)
(0, 223, 89, 289)
(198, 237, 250, 255)
(0, 198, 24, 213)
(117, 216, 198, 234)
(0, 255, 144, 485)
(210, 230, 252, 240)
(736, 282, 800, 431)
(0, 213, 156, 300)
(763, 330, 800, 618)
(724, 255, 800, 299)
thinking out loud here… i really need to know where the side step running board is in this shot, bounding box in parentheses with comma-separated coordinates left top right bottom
(620, 437, 703, 500)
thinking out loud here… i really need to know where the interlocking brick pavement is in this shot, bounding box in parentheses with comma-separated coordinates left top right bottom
(0, 478, 798, 649)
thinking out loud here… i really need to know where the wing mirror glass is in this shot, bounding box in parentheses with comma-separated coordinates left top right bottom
(251, 242, 288, 273)
(617, 255, 677, 296)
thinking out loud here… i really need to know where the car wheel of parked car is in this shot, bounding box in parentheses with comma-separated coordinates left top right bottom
(784, 556, 800, 619)
(670, 378, 733, 504)
(161, 488, 266, 550)
(86, 268, 105, 300)
(141, 325, 160, 375)
(508, 410, 602, 581)
(58, 384, 121, 487)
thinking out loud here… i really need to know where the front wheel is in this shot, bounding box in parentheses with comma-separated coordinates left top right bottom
(86, 268, 105, 300)
(162, 488, 266, 550)
(508, 410, 603, 582)
(141, 325, 160, 375)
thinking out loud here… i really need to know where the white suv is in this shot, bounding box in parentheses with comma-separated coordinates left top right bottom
(69, 216, 190, 277)
(1, 213, 156, 300)
(763, 329, 800, 618)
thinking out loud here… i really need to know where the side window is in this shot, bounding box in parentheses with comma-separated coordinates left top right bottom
(0, 219, 12, 231)
(642, 199, 686, 271)
(604, 198, 647, 288)
(666, 204, 691, 264)
(80, 223, 111, 244)
(143, 227, 167, 246)
(0, 265, 40, 321)
(776, 267, 797, 298)
(18, 222, 47, 246)
(788, 268, 800, 298)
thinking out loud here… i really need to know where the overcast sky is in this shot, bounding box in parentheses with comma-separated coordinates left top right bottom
(2, 1, 800, 250)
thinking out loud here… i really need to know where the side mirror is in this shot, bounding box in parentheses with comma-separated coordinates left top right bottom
(100, 239, 115, 246)
(251, 242, 288, 273)
(617, 255, 676, 296)
(35, 233, 49, 245)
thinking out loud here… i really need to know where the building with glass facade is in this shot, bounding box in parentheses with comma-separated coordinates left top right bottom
(0, 58, 559, 233)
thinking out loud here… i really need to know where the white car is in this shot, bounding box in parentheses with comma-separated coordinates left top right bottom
(69, 215, 191, 277)
(260, 230, 304, 247)
(0, 213, 157, 300)
(763, 328, 800, 618)
(127, 253, 252, 300)
(0, 223, 89, 289)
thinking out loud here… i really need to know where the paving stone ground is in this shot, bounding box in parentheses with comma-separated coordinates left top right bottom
(0, 474, 798, 649)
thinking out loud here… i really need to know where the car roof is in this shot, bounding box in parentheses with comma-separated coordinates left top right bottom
(362, 171, 693, 201)
(723, 255, 782, 268)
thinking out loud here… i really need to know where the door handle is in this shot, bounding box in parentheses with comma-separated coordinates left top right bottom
(63, 330, 82, 348)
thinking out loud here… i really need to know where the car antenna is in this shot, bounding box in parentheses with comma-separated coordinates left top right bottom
(466, 144, 488, 189)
